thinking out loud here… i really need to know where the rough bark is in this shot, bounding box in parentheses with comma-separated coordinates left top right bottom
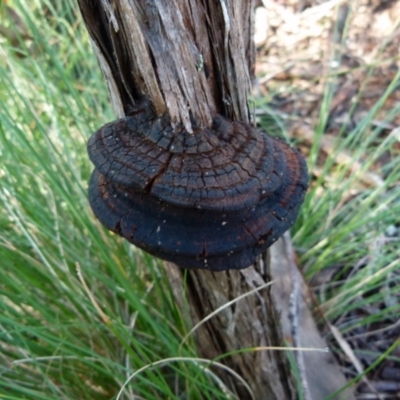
(164, 255, 296, 399)
(77, 1, 297, 398)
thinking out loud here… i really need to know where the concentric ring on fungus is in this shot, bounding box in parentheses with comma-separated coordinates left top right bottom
(88, 104, 308, 271)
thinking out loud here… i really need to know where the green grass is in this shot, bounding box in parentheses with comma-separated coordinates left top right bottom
(0, 1, 236, 399)
(1, 0, 399, 399)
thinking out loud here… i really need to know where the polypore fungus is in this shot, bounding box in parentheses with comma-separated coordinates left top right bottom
(88, 101, 308, 271)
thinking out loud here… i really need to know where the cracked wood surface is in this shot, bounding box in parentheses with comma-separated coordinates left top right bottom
(78, 0, 254, 131)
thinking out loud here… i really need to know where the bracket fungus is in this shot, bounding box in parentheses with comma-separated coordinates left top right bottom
(88, 101, 308, 271)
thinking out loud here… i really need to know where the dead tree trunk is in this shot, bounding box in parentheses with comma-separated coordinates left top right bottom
(78, 1, 297, 398)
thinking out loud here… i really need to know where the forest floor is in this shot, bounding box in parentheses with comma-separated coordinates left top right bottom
(255, 1, 400, 398)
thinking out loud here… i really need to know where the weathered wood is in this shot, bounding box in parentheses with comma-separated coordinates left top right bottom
(78, 0, 254, 130)
(78, 0, 297, 398)
(164, 256, 296, 399)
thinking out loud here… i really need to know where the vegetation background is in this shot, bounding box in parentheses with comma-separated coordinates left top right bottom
(0, 0, 399, 398)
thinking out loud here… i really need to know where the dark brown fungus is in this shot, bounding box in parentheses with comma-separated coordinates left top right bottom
(87, 103, 308, 271)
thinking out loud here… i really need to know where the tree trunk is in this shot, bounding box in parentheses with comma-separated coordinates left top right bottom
(77, 1, 297, 398)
